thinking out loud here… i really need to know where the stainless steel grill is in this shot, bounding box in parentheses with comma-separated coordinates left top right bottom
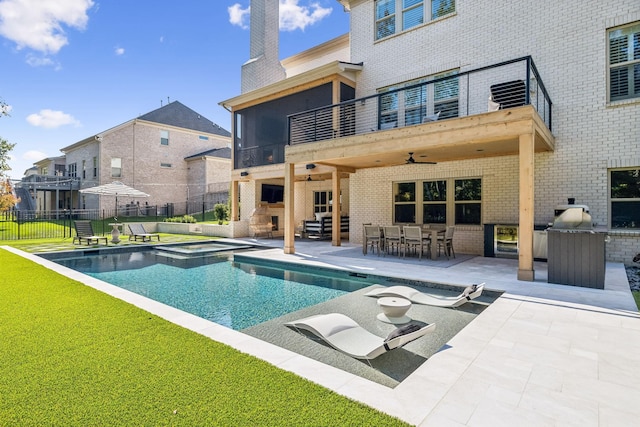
(551, 205, 592, 230)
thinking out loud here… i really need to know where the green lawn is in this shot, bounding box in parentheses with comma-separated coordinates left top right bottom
(0, 247, 408, 426)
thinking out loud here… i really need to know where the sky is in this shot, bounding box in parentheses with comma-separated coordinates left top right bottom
(0, 0, 349, 180)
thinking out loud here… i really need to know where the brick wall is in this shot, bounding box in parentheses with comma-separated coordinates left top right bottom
(344, 1, 640, 260)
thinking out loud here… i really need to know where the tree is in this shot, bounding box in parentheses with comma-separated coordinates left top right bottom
(0, 97, 19, 211)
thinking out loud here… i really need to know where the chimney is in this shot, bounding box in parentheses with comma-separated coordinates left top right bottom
(241, 0, 286, 93)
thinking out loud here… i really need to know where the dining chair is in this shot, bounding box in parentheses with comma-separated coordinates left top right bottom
(437, 226, 456, 259)
(382, 226, 402, 256)
(402, 226, 424, 259)
(364, 225, 382, 256)
(362, 223, 372, 254)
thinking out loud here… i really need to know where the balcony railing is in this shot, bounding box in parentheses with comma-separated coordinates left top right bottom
(288, 56, 552, 146)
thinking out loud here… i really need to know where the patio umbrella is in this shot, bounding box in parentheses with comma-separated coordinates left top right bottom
(79, 181, 149, 214)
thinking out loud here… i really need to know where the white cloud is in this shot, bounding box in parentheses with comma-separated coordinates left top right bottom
(279, 0, 331, 31)
(0, 0, 94, 54)
(25, 53, 61, 69)
(228, 1, 332, 31)
(26, 109, 80, 129)
(114, 46, 124, 55)
(23, 150, 48, 162)
(228, 3, 250, 29)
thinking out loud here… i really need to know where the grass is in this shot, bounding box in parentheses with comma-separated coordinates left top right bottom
(0, 247, 409, 426)
(633, 291, 640, 310)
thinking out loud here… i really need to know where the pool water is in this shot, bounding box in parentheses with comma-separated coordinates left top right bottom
(53, 250, 371, 330)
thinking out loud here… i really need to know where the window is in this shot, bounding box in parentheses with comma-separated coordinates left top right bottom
(68, 163, 77, 178)
(610, 168, 640, 228)
(454, 178, 482, 224)
(160, 163, 172, 168)
(394, 182, 416, 223)
(314, 191, 333, 213)
(92, 157, 97, 178)
(394, 178, 481, 225)
(423, 180, 446, 223)
(198, 135, 209, 140)
(375, 0, 455, 40)
(378, 70, 458, 128)
(82, 160, 86, 179)
(375, 0, 396, 40)
(608, 22, 640, 102)
(160, 130, 169, 145)
(111, 158, 121, 178)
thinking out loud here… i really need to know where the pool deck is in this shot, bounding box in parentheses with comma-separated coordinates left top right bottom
(8, 238, 640, 426)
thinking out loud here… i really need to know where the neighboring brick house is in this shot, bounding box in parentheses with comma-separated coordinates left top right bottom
(57, 101, 231, 214)
(222, 0, 640, 279)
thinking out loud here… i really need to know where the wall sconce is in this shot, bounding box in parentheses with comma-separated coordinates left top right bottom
(240, 171, 249, 177)
(305, 163, 316, 170)
(307, 175, 312, 181)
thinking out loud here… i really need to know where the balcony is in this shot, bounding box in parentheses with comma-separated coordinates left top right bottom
(16, 175, 81, 191)
(287, 57, 552, 165)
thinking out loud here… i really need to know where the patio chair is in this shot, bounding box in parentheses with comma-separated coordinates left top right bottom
(73, 220, 108, 245)
(383, 226, 402, 256)
(364, 225, 382, 256)
(128, 223, 160, 242)
(285, 313, 436, 361)
(402, 226, 426, 259)
(437, 226, 455, 259)
(366, 283, 485, 308)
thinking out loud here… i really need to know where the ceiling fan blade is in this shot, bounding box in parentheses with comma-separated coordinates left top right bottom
(405, 152, 435, 164)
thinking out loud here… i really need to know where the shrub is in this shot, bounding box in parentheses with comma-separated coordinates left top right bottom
(214, 203, 228, 224)
(163, 215, 196, 223)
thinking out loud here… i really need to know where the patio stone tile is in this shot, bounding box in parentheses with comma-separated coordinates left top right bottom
(520, 383, 598, 426)
(466, 399, 555, 427)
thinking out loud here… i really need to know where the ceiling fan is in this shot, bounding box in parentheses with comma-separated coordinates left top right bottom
(405, 152, 436, 165)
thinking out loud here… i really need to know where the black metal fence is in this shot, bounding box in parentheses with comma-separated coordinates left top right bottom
(1, 187, 231, 241)
(0, 205, 168, 240)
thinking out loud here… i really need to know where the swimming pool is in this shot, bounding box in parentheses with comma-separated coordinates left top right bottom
(51, 247, 372, 330)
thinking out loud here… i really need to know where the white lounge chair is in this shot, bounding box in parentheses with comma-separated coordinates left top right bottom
(365, 283, 485, 308)
(285, 313, 435, 360)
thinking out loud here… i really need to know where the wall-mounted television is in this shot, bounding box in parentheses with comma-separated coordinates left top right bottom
(261, 184, 284, 203)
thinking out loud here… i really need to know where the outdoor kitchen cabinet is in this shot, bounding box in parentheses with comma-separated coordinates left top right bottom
(547, 229, 606, 289)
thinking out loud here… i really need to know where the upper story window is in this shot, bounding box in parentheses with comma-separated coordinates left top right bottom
(68, 163, 77, 178)
(111, 158, 121, 178)
(610, 168, 640, 229)
(378, 69, 459, 128)
(198, 135, 209, 141)
(92, 157, 97, 178)
(160, 130, 169, 145)
(82, 160, 86, 179)
(608, 22, 640, 102)
(375, 0, 455, 40)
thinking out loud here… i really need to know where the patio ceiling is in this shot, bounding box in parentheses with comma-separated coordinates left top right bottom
(285, 105, 554, 171)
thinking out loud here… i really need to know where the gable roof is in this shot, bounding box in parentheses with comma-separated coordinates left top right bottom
(137, 101, 230, 137)
(185, 146, 232, 160)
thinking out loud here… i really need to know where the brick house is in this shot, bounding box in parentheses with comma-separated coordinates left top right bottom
(222, 0, 639, 280)
(57, 101, 231, 214)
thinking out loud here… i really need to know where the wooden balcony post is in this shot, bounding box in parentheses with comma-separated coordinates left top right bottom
(518, 132, 535, 281)
(332, 169, 341, 246)
(284, 162, 296, 254)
